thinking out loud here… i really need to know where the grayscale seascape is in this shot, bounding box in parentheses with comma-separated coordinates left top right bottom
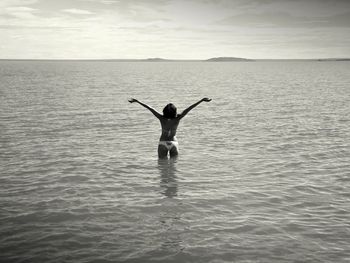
(1, 61, 350, 262)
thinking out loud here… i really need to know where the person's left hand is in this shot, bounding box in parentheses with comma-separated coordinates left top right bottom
(128, 98, 138, 103)
(202, 98, 212, 102)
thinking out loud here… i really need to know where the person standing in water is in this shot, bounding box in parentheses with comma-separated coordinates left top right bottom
(128, 98, 212, 158)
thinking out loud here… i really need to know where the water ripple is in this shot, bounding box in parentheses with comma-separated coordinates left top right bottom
(1, 61, 350, 262)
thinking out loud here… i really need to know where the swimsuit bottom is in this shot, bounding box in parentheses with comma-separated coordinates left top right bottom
(159, 141, 179, 151)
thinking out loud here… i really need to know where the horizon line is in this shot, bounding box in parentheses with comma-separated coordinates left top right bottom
(1, 57, 350, 61)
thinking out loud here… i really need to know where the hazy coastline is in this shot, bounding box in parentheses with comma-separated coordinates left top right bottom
(1, 57, 349, 62)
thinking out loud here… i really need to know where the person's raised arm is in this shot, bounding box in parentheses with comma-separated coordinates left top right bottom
(128, 98, 163, 119)
(178, 98, 211, 119)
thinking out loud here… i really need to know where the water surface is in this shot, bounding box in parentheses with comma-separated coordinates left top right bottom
(1, 61, 350, 262)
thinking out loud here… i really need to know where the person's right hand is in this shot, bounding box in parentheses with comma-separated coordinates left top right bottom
(202, 98, 212, 102)
(128, 98, 138, 103)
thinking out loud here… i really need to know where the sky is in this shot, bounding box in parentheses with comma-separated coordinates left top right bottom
(1, 0, 350, 59)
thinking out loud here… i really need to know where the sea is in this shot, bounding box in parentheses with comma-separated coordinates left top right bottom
(1, 61, 349, 263)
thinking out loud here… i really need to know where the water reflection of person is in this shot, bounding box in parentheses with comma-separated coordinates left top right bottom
(157, 157, 184, 255)
(158, 158, 178, 198)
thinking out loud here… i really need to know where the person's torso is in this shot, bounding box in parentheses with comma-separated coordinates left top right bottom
(159, 117, 180, 141)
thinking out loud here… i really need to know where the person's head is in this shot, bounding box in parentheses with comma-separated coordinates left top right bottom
(163, 103, 177, 119)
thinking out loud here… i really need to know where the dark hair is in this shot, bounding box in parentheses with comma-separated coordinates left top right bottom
(163, 103, 177, 119)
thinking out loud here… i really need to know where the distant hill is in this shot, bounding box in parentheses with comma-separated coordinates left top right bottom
(2, 57, 349, 62)
(144, 58, 173, 62)
(205, 57, 253, 62)
(316, 58, 350, 61)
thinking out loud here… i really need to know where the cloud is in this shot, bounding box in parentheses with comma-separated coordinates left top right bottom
(326, 12, 350, 28)
(0, 0, 38, 8)
(62, 8, 94, 15)
(101, 0, 118, 4)
(2, 6, 38, 19)
(216, 11, 350, 28)
(0, 0, 349, 59)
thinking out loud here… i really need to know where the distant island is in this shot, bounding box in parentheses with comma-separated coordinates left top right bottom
(1, 57, 349, 62)
(205, 57, 253, 62)
(144, 58, 174, 62)
(0, 57, 253, 62)
(317, 58, 350, 62)
(142, 57, 254, 62)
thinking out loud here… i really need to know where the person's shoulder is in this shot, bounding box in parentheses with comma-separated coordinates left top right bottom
(176, 114, 183, 120)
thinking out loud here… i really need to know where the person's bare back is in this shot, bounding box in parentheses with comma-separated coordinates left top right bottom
(128, 98, 211, 158)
